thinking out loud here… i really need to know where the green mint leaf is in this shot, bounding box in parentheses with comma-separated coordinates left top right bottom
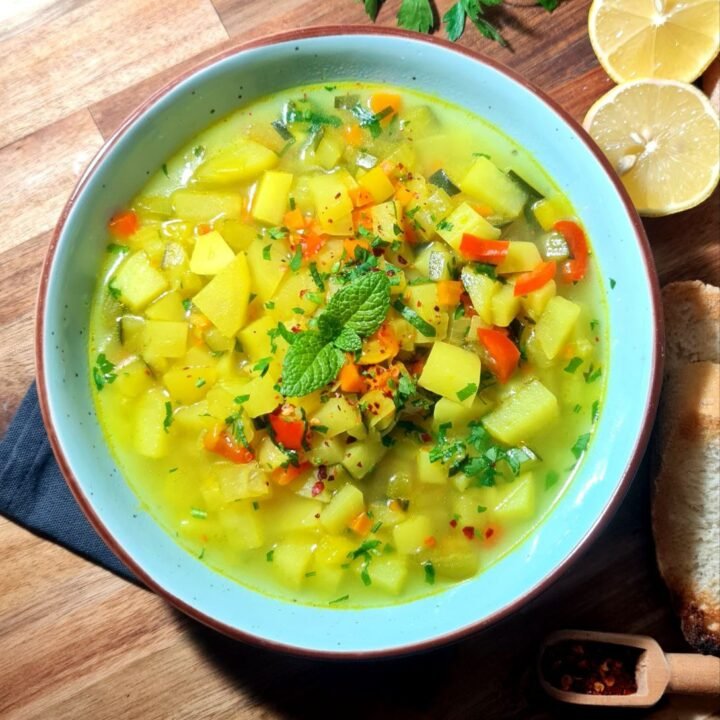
(334, 327, 363, 353)
(443, 2, 466, 41)
(280, 332, 345, 397)
(397, 0, 434, 32)
(324, 271, 391, 336)
(317, 313, 343, 340)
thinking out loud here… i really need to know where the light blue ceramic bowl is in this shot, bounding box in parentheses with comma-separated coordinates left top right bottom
(37, 27, 662, 657)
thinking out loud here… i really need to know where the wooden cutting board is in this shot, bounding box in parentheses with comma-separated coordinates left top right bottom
(0, 1, 718, 718)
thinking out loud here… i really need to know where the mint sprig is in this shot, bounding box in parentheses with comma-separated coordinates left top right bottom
(281, 272, 391, 397)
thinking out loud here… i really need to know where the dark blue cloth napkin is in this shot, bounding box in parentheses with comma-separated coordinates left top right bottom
(0, 383, 136, 582)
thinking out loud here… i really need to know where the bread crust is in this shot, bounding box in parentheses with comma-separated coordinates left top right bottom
(653, 280, 720, 656)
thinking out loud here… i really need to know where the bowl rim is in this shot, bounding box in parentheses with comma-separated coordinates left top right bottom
(35, 24, 664, 660)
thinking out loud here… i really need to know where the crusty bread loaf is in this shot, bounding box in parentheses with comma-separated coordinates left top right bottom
(662, 281, 719, 372)
(653, 281, 720, 656)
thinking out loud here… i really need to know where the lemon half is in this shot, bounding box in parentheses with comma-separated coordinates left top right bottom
(589, 0, 720, 84)
(584, 79, 720, 216)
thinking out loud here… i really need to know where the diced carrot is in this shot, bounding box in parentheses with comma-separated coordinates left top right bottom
(300, 230, 325, 258)
(283, 209, 306, 231)
(344, 124, 363, 147)
(459, 234, 509, 264)
(203, 426, 254, 464)
(473, 203, 494, 217)
(339, 360, 367, 394)
(359, 323, 400, 365)
(108, 210, 138, 237)
(268, 412, 306, 451)
(349, 187, 374, 208)
(394, 184, 415, 206)
(349, 511, 373, 536)
(514, 260, 556, 296)
(423, 535, 437, 549)
(272, 462, 311, 486)
(477, 328, 521, 384)
(370, 92, 402, 126)
(402, 218, 418, 244)
(554, 220, 589, 283)
(196, 223, 212, 235)
(352, 208, 373, 233)
(437, 280, 463, 307)
(344, 237, 371, 258)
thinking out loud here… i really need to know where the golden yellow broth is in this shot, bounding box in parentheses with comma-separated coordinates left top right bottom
(90, 82, 607, 607)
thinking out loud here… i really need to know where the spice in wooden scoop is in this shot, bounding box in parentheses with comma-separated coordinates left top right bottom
(541, 639, 642, 696)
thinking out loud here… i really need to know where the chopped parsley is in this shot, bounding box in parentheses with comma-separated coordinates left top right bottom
(289, 246, 303, 272)
(422, 561, 436, 585)
(329, 594, 350, 605)
(456, 382, 477, 402)
(583, 364, 602, 384)
(163, 402, 173, 433)
(190, 507, 207, 520)
(610, 278, 617, 289)
(262, 244, 272, 261)
(253, 357, 272, 377)
(564, 357, 583, 374)
(591, 400, 600, 423)
(195, 378, 206, 388)
(266, 549, 274, 562)
(92, 353, 117, 391)
(545, 471, 559, 490)
(571, 433, 591, 460)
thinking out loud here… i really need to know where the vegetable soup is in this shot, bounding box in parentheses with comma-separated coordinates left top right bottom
(90, 83, 607, 607)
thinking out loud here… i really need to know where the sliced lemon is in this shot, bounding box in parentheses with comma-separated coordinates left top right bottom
(584, 79, 720, 216)
(588, 0, 720, 83)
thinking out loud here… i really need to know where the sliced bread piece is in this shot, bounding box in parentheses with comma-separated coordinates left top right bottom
(653, 361, 720, 655)
(662, 281, 719, 372)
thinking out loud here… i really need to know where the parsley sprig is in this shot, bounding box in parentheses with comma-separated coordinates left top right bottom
(358, 0, 561, 45)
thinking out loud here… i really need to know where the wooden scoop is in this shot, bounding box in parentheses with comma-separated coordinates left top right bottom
(539, 630, 720, 708)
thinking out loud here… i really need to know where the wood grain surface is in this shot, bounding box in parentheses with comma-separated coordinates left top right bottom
(0, 1, 718, 718)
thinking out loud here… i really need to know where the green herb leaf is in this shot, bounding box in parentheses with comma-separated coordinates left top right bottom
(309, 261, 325, 290)
(443, 2, 467, 41)
(182, 298, 192, 312)
(537, 0, 559, 9)
(92, 353, 117, 391)
(564, 357, 583, 374)
(392, 299, 436, 337)
(456, 382, 477, 402)
(190, 507, 207, 520)
(107, 243, 129, 255)
(545, 470, 559, 490)
(610, 277, 617, 289)
(360, 563, 372, 586)
(163, 402, 173, 433)
(289, 246, 303, 272)
(266, 549, 274, 562)
(571, 433, 591, 459)
(591, 399, 600, 423)
(280, 332, 345, 397)
(253, 357, 272, 377)
(329, 594, 349, 605)
(584, 364, 602, 384)
(422, 560, 436, 585)
(397, 0, 434, 32)
(325, 271, 391, 336)
(262, 244, 272, 261)
(334, 327, 363, 352)
(268, 226, 288, 240)
(162, 163, 169, 178)
(362, 0, 381, 20)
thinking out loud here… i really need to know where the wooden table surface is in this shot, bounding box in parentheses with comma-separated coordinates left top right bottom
(1, 1, 718, 718)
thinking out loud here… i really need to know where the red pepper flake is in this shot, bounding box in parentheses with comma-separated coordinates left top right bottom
(317, 465, 328, 480)
(462, 526, 475, 540)
(420, 433, 432, 443)
(541, 640, 641, 696)
(484, 527, 494, 540)
(311, 481, 325, 497)
(449, 519, 458, 528)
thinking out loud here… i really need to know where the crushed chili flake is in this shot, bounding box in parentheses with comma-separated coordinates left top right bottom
(317, 465, 328, 480)
(449, 519, 458, 528)
(541, 640, 641, 696)
(311, 481, 325, 497)
(462, 526, 475, 540)
(484, 527, 495, 540)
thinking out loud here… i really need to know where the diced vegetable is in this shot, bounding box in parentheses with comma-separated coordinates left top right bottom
(484, 378, 558, 444)
(419, 341, 481, 407)
(459, 157, 527, 219)
(171, 189, 243, 220)
(194, 139, 278, 184)
(142, 320, 188, 359)
(534, 295, 581, 359)
(343, 434, 387, 479)
(358, 167, 395, 203)
(189, 231, 236, 275)
(393, 515, 433, 555)
(514, 260, 557, 297)
(311, 396, 362, 437)
(437, 202, 501, 250)
(218, 501, 264, 550)
(493, 472, 536, 521)
(192, 252, 251, 337)
(133, 388, 170, 458)
(496, 241, 542, 274)
(491, 283, 521, 327)
(252, 171, 293, 226)
(477, 328, 520, 384)
(113, 251, 168, 312)
(309, 173, 354, 235)
(461, 267, 498, 324)
(459, 236, 508, 264)
(320, 483, 365, 534)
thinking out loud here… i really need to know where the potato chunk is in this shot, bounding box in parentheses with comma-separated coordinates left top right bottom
(534, 295, 581, 360)
(189, 230, 235, 275)
(192, 252, 250, 337)
(483, 378, 558, 444)
(113, 251, 168, 312)
(194, 139, 278, 184)
(419, 341, 481, 407)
